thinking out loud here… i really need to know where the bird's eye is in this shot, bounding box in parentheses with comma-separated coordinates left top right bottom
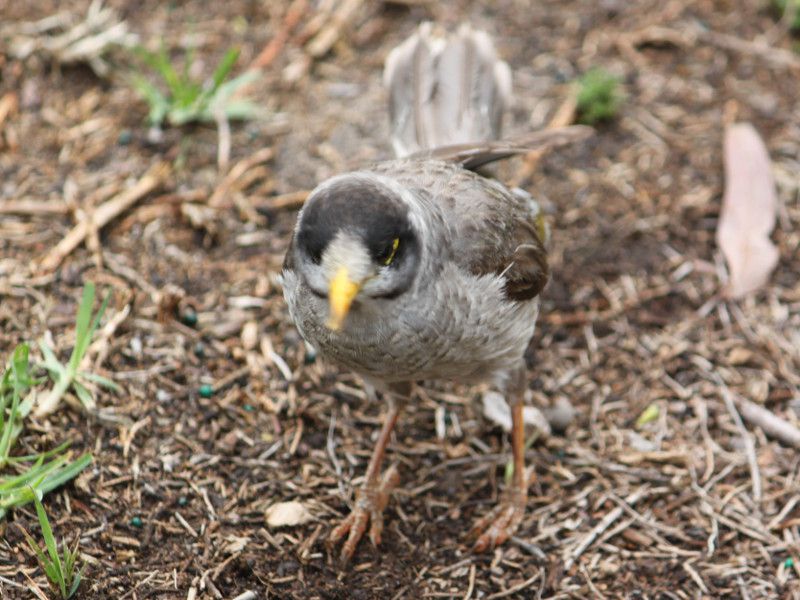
(308, 247, 323, 265)
(380, 238, 400, 266)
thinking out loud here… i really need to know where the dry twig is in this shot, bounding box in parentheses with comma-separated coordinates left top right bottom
(736, 397, 800, 449)
(564, 486, 649, 570)
(39, 162, 171, 273)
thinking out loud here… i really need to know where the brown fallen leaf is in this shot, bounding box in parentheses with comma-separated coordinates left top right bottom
(716, 122, 779, 299)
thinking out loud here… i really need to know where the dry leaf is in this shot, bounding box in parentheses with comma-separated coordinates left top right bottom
(265, 500, 313, 528)
(481, 390, 552, 436)
(223, 535, 251, 554)
(716, 122, 779, 298)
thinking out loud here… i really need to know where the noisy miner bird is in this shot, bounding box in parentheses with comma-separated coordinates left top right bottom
(282, 23, 589, 563)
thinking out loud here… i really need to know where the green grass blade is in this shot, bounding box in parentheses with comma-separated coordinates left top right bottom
(0, 455, 65, 493)
(204, 72, 264, 123)
(7, 440, 72, 464)
(210, 47, 240, 93)
(18, 389, 36, 419)
(153, 44, 199, 108)
(168, 104, 208, 125)
(71, 381, 95, 411)
(0, 343, 32, 395)
(65, 285, 111, 385)
(81, 289, 111, 363)
(130, 74, 170, 125)
(0, 487, 36, 510)
(79, 371, 118, 391)
(220, 100, 264, 122)
(30, 489, 67, 597)
(211, 70, 259, 105)
(0, 370, 9, 435)
(0, 453, 90, 508)
(153, 45, 183, 99)
(174, 81, 203, 110)
(62, 540, 77, 595)
(0, 346, 27, 466)
(176, 43, 203, 106)
(0, 455, 90, 538)
(63, 540, 76, 576)
(36, 454, 93, 497)
(0, 359, 12, 396)
(37, 340, 65, 376)
(11, 344, 32, 390)
(22, 527, 53, 575)
(0, 390, 18, 462)
(69, 573, 82, 598)
(69, 565, 84, 598)
(0, 421, 23, 466)
(67, 283, 97, 374)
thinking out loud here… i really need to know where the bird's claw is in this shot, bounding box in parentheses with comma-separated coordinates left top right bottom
(467, 468, 531, 553)
(328, 464, 400, 564)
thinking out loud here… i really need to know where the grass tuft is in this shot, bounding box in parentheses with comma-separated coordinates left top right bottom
(37, 282, 117, 415)
(0, 344, 35, 469)
(130, 44, 264, 127)
(575, 68, 623, 125)
(21, 488, 85, 599)
(0, 342, 93, 520)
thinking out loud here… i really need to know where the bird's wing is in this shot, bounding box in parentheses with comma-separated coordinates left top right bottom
(375, 160, 549, 301)
(452, 173, 549, 302)
(406, 125, 593, 172)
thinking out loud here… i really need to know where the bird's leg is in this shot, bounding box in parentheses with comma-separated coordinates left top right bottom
(328, 384, 408, 564)
(468, 365, 532, 552)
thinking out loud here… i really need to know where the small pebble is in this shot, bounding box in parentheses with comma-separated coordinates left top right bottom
(178, 496, 188, 507)
(545, 397, 576, 433)
(130, 516, 143, 528)
(193, 342, 206, 358)
(244, 404, 254, 412)
(199, 384, 214, 398)
(118, 129, 133, 145)
(182, 308, 198, 327)
(146, 126, 164, 145)
(785, 558, 795, 569)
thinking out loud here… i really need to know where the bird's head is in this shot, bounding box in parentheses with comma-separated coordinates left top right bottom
(288, 174, 422, 330)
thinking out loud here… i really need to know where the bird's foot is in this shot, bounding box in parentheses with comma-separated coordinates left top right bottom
(328, 464, 400, 564)
(467, 468, 531, 553)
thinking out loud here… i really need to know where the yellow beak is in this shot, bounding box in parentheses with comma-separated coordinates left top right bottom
(327, 266, 361, 331)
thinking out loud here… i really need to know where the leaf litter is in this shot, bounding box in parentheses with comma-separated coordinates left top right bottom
(1, 1, 800, 598)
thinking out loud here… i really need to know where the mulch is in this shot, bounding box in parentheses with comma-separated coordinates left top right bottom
(1, 0, 799, 598)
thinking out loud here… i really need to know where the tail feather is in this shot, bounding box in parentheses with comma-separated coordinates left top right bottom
(384, 23, 512, 158)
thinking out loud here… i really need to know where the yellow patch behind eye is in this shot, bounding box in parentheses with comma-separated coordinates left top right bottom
(384, 238, 400, 265)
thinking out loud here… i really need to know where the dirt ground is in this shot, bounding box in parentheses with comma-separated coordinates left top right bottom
(1, 0, 800, 598)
